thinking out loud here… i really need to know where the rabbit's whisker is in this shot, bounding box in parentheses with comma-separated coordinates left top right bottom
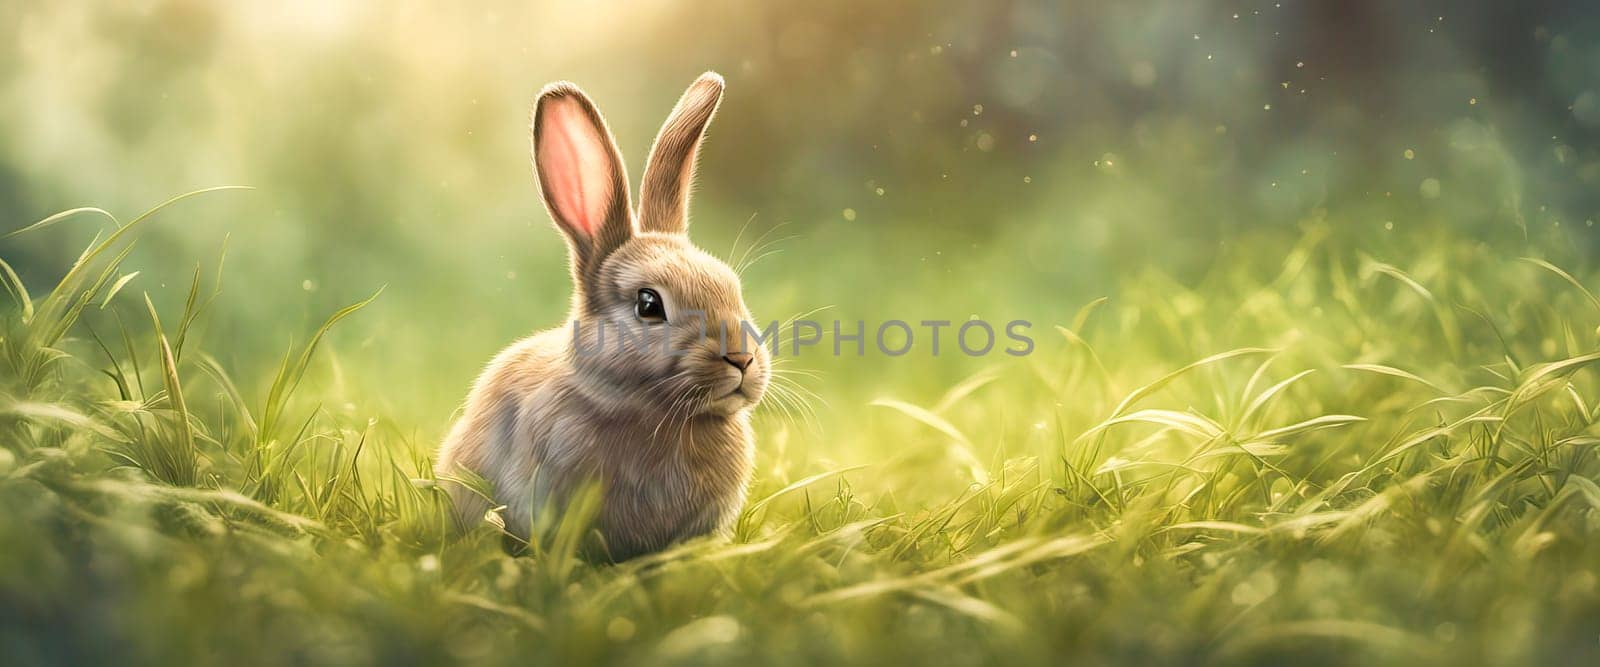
(649, 384, 699, 445)
(733, 220, 792, 274)
(727, 211, 760, 262)
(767, 375, 822, 424)
(761, 381, 807, 428)
(736, 238, 798, 275)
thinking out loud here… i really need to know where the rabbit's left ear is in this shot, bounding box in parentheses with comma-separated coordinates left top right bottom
(638, 72, 724, 234)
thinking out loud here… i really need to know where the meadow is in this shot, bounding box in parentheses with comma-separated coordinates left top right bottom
(6, 2, 1600, 665)
(3, 185, 1599, 665)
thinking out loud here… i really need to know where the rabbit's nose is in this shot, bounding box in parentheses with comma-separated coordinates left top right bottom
(722, 352, 754, 372)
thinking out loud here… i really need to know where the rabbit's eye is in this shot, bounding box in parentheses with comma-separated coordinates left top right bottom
(635, 288, 667, 323)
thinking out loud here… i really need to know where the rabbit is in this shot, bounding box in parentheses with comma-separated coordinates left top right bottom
(435, 72, 769, 561)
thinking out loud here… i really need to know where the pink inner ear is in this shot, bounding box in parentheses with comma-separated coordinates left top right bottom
(537, 97, 614, 238)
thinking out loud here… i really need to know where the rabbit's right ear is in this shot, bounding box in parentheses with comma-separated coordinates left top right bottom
(532, 82, 633, 283)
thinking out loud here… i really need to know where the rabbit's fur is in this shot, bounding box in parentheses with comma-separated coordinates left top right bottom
(436, 73, 769, 560)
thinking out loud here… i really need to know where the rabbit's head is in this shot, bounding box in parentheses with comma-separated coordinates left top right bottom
(531, 72, 768, 418)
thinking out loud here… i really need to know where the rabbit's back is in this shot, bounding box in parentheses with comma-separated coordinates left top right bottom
(435, 329, 568, 531)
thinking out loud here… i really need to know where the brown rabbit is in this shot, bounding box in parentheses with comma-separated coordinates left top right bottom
(435, 72, 769, 560)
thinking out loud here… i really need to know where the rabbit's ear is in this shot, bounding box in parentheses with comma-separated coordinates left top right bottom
(638, 72, 724, 235)
(532, 82, 633, 278)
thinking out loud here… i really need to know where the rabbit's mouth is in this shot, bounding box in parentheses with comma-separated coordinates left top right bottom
(707, 383, 759, 414)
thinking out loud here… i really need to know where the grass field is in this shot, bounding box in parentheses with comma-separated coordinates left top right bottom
(3, 189, 1600, 666)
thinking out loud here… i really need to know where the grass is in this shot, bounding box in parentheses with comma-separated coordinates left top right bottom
(3, 192, 1600, 666)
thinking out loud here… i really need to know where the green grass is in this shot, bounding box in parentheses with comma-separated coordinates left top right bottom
(3, 192, 1600, 666)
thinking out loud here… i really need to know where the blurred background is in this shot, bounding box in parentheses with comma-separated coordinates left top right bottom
(2, 0, 1599, 448)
